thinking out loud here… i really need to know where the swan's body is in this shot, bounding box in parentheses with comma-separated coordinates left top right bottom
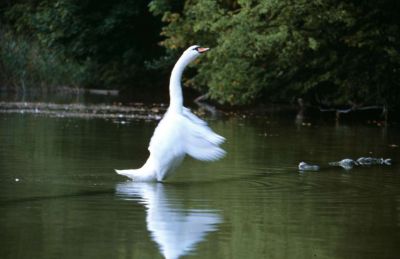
(116, 46, 225, 181)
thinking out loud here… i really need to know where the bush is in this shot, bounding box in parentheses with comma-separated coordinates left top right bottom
(0, 0, 163, 91)
(0, 29, 88, 90)
(150, 0, 400, 109)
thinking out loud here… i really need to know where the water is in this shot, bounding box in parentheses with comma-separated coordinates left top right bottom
(1, 112, 400, 259)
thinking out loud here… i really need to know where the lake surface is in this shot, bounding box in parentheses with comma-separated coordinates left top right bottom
(1, 108, 400, 259)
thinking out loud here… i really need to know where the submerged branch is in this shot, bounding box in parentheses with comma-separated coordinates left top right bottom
(318, 104, 387, 121)
(194, 93, 218, 116)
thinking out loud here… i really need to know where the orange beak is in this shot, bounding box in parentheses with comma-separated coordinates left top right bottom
(197, 47, 210, 53)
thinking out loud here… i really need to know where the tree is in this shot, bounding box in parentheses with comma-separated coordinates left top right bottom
(150, 0, 400, 109)
(1, 0, 164, 89)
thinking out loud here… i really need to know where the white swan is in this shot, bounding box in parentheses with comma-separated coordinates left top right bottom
(116, 46, 225, 181)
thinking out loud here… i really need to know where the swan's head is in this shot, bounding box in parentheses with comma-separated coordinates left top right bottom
(181, 45, 210, 64)
(298, 162, 307, 170)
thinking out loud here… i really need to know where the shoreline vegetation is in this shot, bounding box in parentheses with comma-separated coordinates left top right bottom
(1, 0, 400, 115)
(0, 88, 393, 126)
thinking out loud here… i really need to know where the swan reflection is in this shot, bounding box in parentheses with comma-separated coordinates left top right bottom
(116, 182, 222, 259)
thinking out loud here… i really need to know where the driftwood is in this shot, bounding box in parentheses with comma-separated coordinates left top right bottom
(43, 86, 120, 96)
(318, 104, 387, 121)
(87, 89, 119, 96)
(0, 101, 165, 121)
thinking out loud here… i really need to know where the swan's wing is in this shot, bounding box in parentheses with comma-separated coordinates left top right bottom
(147, 109, 225, 165)
(184, 133, 226, 161)
(182, 107, 207, 125)
(181, 109, 226, 161)
(182, 108, 225, 145)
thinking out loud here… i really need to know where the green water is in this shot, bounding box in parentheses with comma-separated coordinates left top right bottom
(1, 113, 400, 259)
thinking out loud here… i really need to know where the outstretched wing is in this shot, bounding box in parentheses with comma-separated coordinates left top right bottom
(182, 108, 226, 161)
(147, 108, 226, 168)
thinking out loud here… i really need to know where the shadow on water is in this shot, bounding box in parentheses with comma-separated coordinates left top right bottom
(0, 189, 115, 206)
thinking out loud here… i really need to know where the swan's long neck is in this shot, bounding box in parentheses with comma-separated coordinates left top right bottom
(169, 55, 192, 113)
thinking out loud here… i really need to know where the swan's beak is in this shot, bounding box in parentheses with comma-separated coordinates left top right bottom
(197, 47, 209, 53)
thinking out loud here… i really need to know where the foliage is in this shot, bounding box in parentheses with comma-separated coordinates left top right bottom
(1, 0, 400, 109)
(150, 0, 400, 108)
(0, 30, 88, 89)
(1, 0, 163, 89)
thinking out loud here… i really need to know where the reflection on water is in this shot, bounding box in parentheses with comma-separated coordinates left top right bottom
(116, 182, 221, 259)
(1, 112, 400, 259)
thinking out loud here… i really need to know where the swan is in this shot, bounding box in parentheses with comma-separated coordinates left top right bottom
(115, 45, 226, 181)
(298, 161, 320, 171)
